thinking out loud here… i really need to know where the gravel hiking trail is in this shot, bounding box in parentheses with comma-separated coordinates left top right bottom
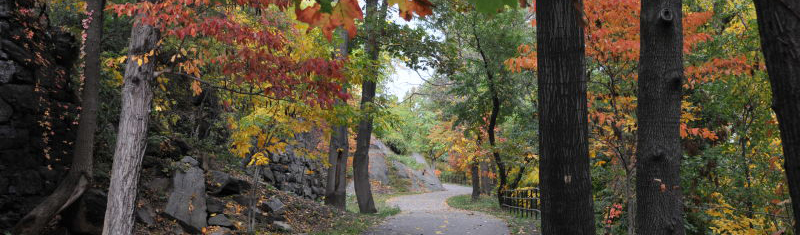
(363, 184, 510, 235)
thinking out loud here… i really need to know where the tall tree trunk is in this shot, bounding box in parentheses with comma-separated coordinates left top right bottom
(13, 0, 104, 233)
(536, 0, 596, 233)
(472, 21, 508, 203)
(101, 6, 160, 234)
(325, 28, 350, 210)
(471, 161, 481, 200)
(352, 0, 387, 214)
(752, 1, 800, 233)
(635, 0, 685, 234)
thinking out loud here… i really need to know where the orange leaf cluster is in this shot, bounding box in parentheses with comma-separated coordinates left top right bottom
(389, 0, 435, 21)
(685, 56, 751, 88)
(295, 0, 363, 40)
(680, 123, 719, 141)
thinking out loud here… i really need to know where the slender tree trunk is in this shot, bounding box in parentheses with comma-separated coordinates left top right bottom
(480, 160, 492, 194)
(101, 6, 160, 234)
(752, 1, 800, 233)
(472, 22, 508, 203)
(487, 96, 508, 203)
(325, 28, 350, 210)
(13, 1, 104, 233)
(509, 156, 532, 190)
(536, 0, 596, 233)
(471, 161, 480, 200)
(635, 0, 685, 234)
(352, 0, 387, 214)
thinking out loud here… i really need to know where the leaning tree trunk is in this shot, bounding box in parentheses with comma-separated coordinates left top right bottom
(352, 0, 387, 214)
(13, 0, 104, 233)
(536, 0, 596, 233)
(325, 28, 350, 210)
(101, 7, 160, 234)
(635, 0, 685, 234)
(752, 1, 800, 233)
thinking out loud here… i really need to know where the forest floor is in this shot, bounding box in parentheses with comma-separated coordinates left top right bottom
(363, 184, 510, 235)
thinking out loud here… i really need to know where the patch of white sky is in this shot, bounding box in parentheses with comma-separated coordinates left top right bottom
(383, 10, 442, 101)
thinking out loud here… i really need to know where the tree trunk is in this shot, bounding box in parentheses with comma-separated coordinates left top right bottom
(471, 162, 480, 200)
(752, 1, 800, 233)
(472, 22, 508, 204)
(12, 1, 104, 233)
(325, 28, 350, 210)
(352, 0, 387, 214)
(635, 0, 685, 234)
(487, 96, 508, 204)
(509, 156, 533, 190)
(480, 160, 492, 194)
(536, 0, 596, 234)
(101, 6, 160, 234)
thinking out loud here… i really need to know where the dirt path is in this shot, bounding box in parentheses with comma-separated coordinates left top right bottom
(363, 184, 510, 235)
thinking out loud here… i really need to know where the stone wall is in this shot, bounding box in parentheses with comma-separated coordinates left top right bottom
(259, 131, 327, 201)
(0, 0, 80, 229)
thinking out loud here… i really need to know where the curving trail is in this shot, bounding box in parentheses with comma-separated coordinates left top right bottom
(363, 184, 509, 235)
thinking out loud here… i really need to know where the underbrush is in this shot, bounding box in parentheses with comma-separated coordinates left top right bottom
(309, 194, 402, 235)
(447, 194, 540, 235)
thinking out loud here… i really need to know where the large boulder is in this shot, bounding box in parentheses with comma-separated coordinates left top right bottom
(164, 156, 207, 233)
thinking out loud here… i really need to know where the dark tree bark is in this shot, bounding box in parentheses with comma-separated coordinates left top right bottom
(101, 5, 160, 234)
(487, 94, 508, 202)
(471, 161, 481, 200)
(325, 28, 350, 210)
(635, 0, 685, 234)
(752, 1, 800, 233)
(13, 1, 104, 233)
(352, 0, 387, 214)
(536, 0, 596, 234)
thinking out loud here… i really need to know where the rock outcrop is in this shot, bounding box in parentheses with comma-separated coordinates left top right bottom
(367, 137, 391, 185)
(393, 153, 445, 192)
(367, 138, 444, 192)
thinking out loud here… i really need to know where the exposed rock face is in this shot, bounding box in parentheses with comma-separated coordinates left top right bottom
(367, 137, 391, 185)
(165, 156, 208, 233)
(368, 138, 444, 192)
(393, 153, 445, 192)
(0, 0, 80, 230)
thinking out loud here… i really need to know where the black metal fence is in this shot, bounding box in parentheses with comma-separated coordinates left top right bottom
(500, 188, 540, 218)
(439, 172, 470, 185)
